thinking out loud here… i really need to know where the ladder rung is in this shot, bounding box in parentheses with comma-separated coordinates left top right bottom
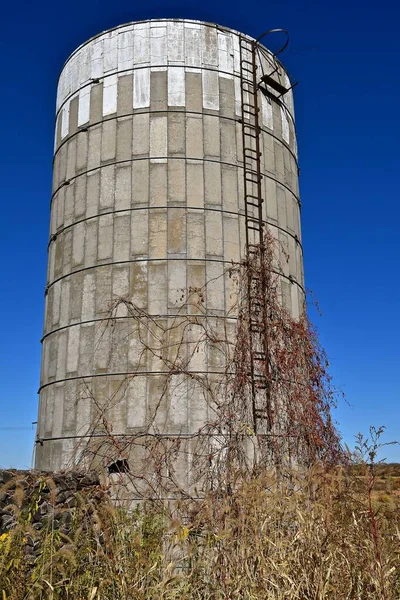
(245, 173, 263, 183)
(244, 148, 261, 157)
(246, 193, 263, 202)
(245, 166, 261, 176)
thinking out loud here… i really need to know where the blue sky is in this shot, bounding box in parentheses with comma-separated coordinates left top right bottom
(0, 0, 399, 468)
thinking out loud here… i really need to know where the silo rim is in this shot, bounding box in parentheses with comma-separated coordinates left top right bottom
(58, 18, 287, 78)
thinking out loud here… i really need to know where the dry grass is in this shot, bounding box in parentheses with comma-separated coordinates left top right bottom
(0, 463, 399, 600)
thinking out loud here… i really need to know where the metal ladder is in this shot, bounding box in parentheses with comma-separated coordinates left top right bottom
(239, 36, 273, 435)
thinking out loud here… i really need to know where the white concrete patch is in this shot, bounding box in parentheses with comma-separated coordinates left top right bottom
(202, 26, 218, 67)
(234, 78, 242, 116)
(232, 33, 240, 74)
(91, 37, 104, 79)
(202, 70, 219, 110)
(78, 45, 92, 86)
(185, 23, 202, 68)
(261, 94, 273, 130)
(61, 102, 70, 139)
(103, 31, 118, 73)
(167, 21, 184, 63)
(133, 68, 150, 108)
(150, 23, 167, 67)
(117, 26, 134, 72)
(133, 22, 150, 64)
(103, 74, 118, 115)
(218, 31, 234, 77)
(168, 67, 185, 106)
(78, 87, 91, 125)
(280, 106, 290, 143)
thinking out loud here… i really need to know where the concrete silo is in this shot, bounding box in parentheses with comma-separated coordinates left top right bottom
(35, 19, 303, 486)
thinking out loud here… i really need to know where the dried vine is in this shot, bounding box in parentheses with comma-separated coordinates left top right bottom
(65, 233, 342, 501)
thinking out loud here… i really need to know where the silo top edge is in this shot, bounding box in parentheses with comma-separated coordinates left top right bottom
(59, 18, 284, 76)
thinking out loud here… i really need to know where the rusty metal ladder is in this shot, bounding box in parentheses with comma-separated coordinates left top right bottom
(239, 36, 273, 435)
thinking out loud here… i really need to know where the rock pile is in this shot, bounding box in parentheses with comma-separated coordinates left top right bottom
(0, 469, 109, 562)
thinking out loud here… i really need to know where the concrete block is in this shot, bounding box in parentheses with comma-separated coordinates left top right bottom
(131, 208, 148, 256)
(185, 72, 202, 112)
(51, 280, 61, 326)
(274, 141, 284, 180)
(116, 117, 132, 162)
(168, 112, 185, 155)
(168, 160, 185, 203)
(167, 373, 188, 431)
(74, 173, 87, 219)
(115, 165, 132, 211)
(62, 229, 73, 275)
(220, 119, 236, 163)
(148, 262, 167, 313)
(132, 161, 149, 205)
(112, 265, 130, 301)
(168, 259, 186, 308)
(66, 138, 77, 180)
(187, 162, 204, 208)
(187, 263, 206, 314)
(58, 144, 67, 186)
(223, 216, 240, 263)
(56, 330, 68, 380)
(205, 211, 223, 256)
(130, 261, 148, 308)
(132, 113, 150, 155)
(87, 125, 102, 171)
(203, 114, 220, 158)
(59, 279, 70, 327)
(277, 185, 288, 230)
(187, 212, 205, 259)
(150, 162, 167, 206)
(117, 74, 133, 115)
(264, 178, 277, 223)
(95, 265, 112, 316)
(67, 326, 80, 373)
(72, 221, 85, 267)
(101, 119, 117, 162)
(168, 207, 186, 254)
(69, 271, 83, 320)
(150, 115, 167, 162)
(99, 164, 115, 210)
(68, 95, 78, 136)
(186, 115, 203, 159)
(89, 83, 103, 124)
(150, 71, 168, 111)
(149, 210, 167, 258)
(206, 261, 225, 312)
(113, 214, 131, 262)
(126, 377, 147, 428)
(98, 214, 113, 260)
(84, 220, 98, 268)
(219, 77, 235, 118)
(204, 162, 221, 205)
(64, 183, 75, 227)
(221, 164, 238, 213)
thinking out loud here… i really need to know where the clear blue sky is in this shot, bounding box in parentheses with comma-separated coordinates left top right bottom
(0, 0, 399, 468)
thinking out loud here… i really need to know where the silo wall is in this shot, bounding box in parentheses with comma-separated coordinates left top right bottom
(35, 20, 303, 483)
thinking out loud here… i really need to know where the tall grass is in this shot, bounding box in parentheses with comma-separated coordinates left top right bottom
(0, 463, 399, 599)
